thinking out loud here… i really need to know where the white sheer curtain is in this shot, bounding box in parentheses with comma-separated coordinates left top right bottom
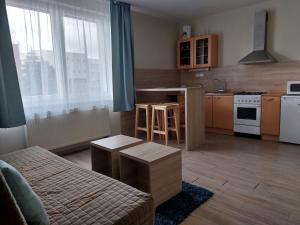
(6, 0, 112, 120)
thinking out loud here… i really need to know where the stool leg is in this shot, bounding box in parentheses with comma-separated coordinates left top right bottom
(146, 106, 150, 142)
(135, 107, 139, 138)
(168, 110, 173, 127)
(174, 107, 180, 144)
(151, 107, 155, 142)
(156, 110, 162, 140)
(161, 111, 166, 141)
(177, 107, 181, 143)
(164, 109, 168, 145)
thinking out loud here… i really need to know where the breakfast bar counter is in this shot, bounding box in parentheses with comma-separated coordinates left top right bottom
(136, 87, 205, 150)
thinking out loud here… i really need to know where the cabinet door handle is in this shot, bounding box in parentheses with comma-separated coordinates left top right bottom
(267, 98, 275, 101)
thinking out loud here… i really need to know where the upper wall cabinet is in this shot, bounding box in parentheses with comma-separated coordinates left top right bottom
(177, 34, 218, 70)
(177, 38, 194, 69)
(194, 35, 218, 69)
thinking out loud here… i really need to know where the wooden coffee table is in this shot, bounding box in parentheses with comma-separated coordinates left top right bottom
(120, 142, 182, 207)
(91, 135, 143, 179)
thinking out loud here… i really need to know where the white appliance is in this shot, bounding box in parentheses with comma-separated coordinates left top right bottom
(234, 92, 264, 135)
(287, 81, 300, 95)
(280, 95, 300, 144)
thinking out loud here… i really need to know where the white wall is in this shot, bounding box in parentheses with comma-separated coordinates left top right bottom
(192, 0, 300, 66)
(26, 108, 111, 150)
(132, 11, 179, 69)
(0, 109, 119, 153)
(0, 126, 27, 154)
(109, 110, 121, 135)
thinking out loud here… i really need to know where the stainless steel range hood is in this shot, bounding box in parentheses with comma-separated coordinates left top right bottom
(239, 11, 277, 65)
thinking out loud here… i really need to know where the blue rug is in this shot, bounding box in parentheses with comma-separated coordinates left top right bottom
(155, 181, 214, 225)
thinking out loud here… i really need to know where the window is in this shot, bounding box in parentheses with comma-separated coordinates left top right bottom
(7, 6, 56, 97)
(6, 0, 112, 119)
(63, 17, 104, 100)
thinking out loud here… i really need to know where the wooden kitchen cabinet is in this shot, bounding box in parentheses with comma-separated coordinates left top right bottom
(177, 34, 218, 70)
(205, 96, 213, 127)
(176, 93, 233, 134)
(193, 35, 218, 69)
(177, 38, 194, 69)
(212, 95, 233, 130)
(261, 95, 281, 141)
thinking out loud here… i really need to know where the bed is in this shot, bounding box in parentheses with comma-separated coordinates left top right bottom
(0, 146, 154, 225)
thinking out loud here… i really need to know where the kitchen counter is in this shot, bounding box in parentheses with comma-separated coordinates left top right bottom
(205, 92, 234, 96)
(169, 92, 234, 97)
(262, 92, 285, 97)
(137, 87, 200, 92)
(205, 92, 285, 97)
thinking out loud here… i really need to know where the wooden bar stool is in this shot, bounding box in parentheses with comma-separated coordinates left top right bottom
(151, 103, 180, 145)
(135, 103, 154, 141)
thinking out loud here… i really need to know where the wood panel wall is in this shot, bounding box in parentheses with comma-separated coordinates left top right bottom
(181, 61, 300, 92)
(121, 69, 180, 136)
(135, 69, 180, 88)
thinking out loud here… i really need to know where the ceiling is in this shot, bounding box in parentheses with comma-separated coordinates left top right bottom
(123, 0, 268, 22)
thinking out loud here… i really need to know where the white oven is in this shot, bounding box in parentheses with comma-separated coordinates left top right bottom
(287, 81, 300, 95)
(234, 104, 261, 127)
(234, 94, 262, 135)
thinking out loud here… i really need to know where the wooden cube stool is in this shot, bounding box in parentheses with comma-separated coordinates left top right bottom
(120, 142, 182, 207)
(151, 103, 180, 145)
(91, 135, 143, 179)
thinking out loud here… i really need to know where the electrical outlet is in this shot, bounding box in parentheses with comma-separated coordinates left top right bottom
(195, 73, 204, 78)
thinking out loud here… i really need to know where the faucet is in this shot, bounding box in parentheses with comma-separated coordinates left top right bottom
(212, 78, 227, 92)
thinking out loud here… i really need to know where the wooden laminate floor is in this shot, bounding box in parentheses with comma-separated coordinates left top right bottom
(63, 133, 300, 225)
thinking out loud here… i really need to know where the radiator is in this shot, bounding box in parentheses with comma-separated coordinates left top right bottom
(0, 126, 27, 154)
(26, 108, 112, 151)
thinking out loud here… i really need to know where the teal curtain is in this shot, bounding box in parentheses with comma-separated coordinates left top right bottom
(0, 0, 25, 128)
(110, 1, 136, 112)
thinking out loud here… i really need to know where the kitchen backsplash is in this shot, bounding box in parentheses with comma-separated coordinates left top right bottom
(180, 60, 300, 92)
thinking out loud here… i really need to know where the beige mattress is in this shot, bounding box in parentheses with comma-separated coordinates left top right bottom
(0, 146, 154, 225)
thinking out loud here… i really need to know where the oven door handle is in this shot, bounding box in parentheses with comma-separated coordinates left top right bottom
(234, 104, 261, 108)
